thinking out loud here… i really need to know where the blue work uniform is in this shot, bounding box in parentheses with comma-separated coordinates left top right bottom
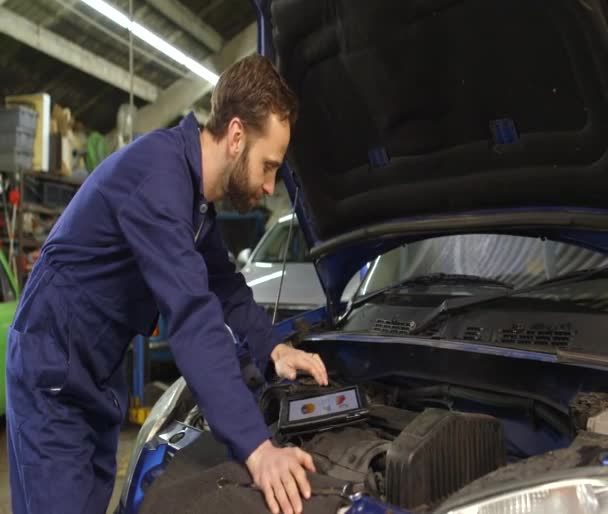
(5, 113, 280, 514)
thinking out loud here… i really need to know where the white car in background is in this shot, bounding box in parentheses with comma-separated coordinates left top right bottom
(237, 213, 362, 321)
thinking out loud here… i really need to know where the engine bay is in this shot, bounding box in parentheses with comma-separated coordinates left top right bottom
(137, 372, 608, 514)
(270, 379, 608, 512)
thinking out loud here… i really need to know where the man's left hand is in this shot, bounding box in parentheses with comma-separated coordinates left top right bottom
(271, 344, 328, 386)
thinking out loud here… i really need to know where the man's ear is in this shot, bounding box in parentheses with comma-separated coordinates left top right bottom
(226, 117, 245, 157)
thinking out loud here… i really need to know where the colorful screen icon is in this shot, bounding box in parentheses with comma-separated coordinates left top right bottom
(301, 403, 315, 415)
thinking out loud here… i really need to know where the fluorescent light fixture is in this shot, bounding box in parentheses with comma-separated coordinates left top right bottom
(80, 0, 129, 27)
(80, 0, 219, 84)
(247, 271, 284, 287)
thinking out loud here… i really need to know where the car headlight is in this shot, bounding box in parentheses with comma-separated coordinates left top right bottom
(439, 468, 608, 514)
(119, 377, 188, 508)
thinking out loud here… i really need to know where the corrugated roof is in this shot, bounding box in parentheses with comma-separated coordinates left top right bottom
(0, 0, 255, 132)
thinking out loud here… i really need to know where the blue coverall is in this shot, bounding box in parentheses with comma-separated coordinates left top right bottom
(5, 113, 280, 514)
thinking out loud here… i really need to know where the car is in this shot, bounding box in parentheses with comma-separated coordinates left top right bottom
(118, 0, 608, 513)
(237, 213, 363, 322)
(0, 251, 19, 417)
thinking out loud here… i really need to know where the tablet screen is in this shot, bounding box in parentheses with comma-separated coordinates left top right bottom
(287, 387, 360, 422)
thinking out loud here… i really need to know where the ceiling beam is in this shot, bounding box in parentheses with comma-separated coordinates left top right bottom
(146, 0, 223, 53)
(0, 7, 159, 102)
(51, 0, 188, 78)
(134, 22, 256, 133)
(42, 0, 79, 28)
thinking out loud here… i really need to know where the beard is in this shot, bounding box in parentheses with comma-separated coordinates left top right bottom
(225, 143, 255, 214)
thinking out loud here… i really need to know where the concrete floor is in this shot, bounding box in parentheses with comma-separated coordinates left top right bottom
(0, 422, 139, 514)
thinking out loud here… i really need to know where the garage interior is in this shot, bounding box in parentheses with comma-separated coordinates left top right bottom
(3, 1, 608, 514)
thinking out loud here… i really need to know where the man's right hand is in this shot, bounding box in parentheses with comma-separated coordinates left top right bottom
(246, 440, 316, 514)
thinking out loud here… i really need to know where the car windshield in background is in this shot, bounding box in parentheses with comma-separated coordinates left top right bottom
(356, 234, 608, 310)
(251, 221, 312, 263)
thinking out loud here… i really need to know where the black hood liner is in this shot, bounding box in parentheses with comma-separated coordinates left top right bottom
(269, 0, 608, 241)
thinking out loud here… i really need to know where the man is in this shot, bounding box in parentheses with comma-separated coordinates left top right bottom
(6, 54, 327, 514)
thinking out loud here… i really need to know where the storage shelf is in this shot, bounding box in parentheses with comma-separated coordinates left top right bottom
(22, 202, 63, 215)
(1, 236, 43, 248)
(0, 169, 83, 288)
(24, 170, 84, 187)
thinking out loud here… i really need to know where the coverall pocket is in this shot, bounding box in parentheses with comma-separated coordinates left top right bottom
(8, 325, 69, 392)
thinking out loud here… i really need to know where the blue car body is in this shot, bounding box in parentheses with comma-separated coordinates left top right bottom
(120, 0, 608, 513)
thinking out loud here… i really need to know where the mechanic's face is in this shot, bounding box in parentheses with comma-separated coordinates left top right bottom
(226, 113, 290, 213)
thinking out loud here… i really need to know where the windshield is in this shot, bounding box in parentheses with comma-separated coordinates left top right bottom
(251, 220, 312, 263)
(357, 234, 608, 306)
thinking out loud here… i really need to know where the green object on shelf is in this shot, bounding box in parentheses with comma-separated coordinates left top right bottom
(85, 132, 109, 172)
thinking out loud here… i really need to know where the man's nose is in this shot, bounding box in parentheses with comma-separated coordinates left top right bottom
(262, 176, 275, 196)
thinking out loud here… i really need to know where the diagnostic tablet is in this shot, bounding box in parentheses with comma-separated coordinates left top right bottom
(278, 386, 369, 435)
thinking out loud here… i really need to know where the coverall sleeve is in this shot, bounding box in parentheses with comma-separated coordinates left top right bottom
(116, 170, 269, 462)
(200, 220, 282, 373)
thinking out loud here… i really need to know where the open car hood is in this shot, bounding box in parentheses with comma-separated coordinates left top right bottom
(252, 0, 608, 314)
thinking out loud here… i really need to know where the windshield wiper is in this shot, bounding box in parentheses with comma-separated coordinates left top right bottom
(411, 265, 608, 335)
(393, 273, 513, 289)
(338, 273, 513, 324)
(534, 266, 608, 286)
(354, 273, 512, 306)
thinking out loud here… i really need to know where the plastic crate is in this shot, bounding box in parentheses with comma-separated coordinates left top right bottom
(0, 106, 38, 134)
(0, 149, 33, 172)
(0, 129, 35, 154)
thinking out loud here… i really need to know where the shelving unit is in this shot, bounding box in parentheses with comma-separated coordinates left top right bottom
(1, 236, 43, 248)
(23, 170, 85, 187)
(0, 169, 84, 288)
(22, 202, 64, 216)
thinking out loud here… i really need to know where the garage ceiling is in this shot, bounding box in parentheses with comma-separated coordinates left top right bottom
(0, 0, 257, 133)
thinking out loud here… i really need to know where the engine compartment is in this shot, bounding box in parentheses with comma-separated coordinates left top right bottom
(267, 379, 608, 512)
(139, 372, 608, 514)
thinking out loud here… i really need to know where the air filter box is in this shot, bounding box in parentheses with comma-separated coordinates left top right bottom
(385, 408, 505, 510)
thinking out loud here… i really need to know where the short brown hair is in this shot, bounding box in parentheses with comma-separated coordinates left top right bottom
(205, 54, 298, 140)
